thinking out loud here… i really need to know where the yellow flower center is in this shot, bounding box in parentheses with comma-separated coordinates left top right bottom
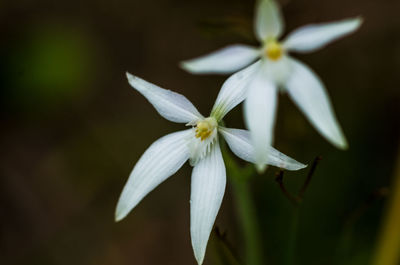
(265, 40, 283, 61)
(195, 118, 217, 141)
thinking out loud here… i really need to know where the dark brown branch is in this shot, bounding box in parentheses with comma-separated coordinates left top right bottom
(213, 227, 243, 265)
(275, 156, 322, 206)
(298, 156, 322, 200)
(345, 187, 389, 227)
(275, 170, 299, 206)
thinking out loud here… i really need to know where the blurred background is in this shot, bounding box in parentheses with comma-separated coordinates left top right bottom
(1, 0, 400, 264)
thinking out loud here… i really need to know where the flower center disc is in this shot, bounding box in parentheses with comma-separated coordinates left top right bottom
(195, 118, 217, 141)
(265, 40, 283, 61)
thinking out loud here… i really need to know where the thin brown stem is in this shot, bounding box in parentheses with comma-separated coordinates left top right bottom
(212, 227, 243, 265)
(298, 156, 322, 200)
(275, 170, 299, 206)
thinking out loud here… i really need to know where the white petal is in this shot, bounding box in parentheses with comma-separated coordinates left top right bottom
(126, 73, 203, 123)
(190, 142, 226, 265)
(115, 130, 191, 221)
(263, 55, 293, 85)
(285, 58, 348, 149)
(254, 0, 284, 41)
(180, 44, 260, 75)
(244, 67, 278, 172)
(219, 127, 306, 170)
(211, 61, 261, 120)
(283, 17, 362, 53)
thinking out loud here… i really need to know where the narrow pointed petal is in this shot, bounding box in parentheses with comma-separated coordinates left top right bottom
(190, 142, 226, 265)
(283, 17, 362, 53)
(244, 66, 278, 172)
(180, 44, 260, 75)
(285, 58, 348, 149)
(211, 61, 261, 121)
(115, 130, 191, 222)
(254, 0, 284, 41)
(126, 73, 203, 123)
(220, 127, 307, 170)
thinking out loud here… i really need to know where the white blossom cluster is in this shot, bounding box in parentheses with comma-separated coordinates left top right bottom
(115, 0, 361, 264)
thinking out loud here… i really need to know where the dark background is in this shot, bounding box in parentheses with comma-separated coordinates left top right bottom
(1, 0, 400, 264)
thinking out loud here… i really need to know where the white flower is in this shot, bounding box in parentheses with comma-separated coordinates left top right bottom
(116, 72, 306, 265)
(180, 0, 362, 171)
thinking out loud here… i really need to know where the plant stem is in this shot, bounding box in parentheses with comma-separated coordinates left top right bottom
(223, 148, 264, 265)
(211, 228, 243, 265)
(231, 174, 264, 265)
(276, 157, 321, 265)
(285, 206, 300, 265)
(372, 144, 400, 265)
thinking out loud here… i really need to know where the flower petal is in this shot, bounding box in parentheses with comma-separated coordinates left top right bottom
(219, 127, 307, 170)
(127, 73, 203, 123)
(190, 142, 226, 265)
(115, 130, 191, 221)
(254, 0, 284, 41)
(283, 17, 362, 53)
(180, 44, 260, 75)
(211, 61, 261, 120)
(244, 66, 278, 172)
(285, 58, 348, 149)
(263, 55, 293, 85)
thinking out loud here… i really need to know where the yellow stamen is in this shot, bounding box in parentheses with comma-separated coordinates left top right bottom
(195, 118, 217, 141)
(265, 40, 283, 61)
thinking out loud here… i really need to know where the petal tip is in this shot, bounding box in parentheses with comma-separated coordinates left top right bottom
(355, 16, 364, 26)
(334, 134, 349, 150)
(338, 140, 349, 150)
(126, 71, 134, 80)
(350, 16, 364, 31)
(330, 138, 348, 150)
(192, 241, 206, 265)
(256, 163, 267, 174)
(179, 60, 194, 73)
(275, 162, 307, 171)
(194, 254, 204, 265)
(180, 60, 207, 75)
(126, 72, 139, 87)
(114, 209, 125, 222)
(291, 163, 308, 171)
(115, 201, 130, 222)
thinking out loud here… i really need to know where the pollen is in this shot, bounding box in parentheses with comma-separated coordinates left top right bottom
(195, 118, 217, 141)
(265, 40, 283, 61)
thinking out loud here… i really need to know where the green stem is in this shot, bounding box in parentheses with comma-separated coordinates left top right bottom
(211, 228, 243, 265)
(280, 157, 322, 265)
(231, 176, 264, 265)
(285, 206, 300, 265)
(223, 147, 264, 265)
(372, 144, 400, 265)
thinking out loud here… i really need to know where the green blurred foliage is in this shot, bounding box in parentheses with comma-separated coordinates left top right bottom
(5, 24, 95, 112)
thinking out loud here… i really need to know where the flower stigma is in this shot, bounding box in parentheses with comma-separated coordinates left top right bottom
(195, 117, 217, 141)
(265, 39, 283, 61)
